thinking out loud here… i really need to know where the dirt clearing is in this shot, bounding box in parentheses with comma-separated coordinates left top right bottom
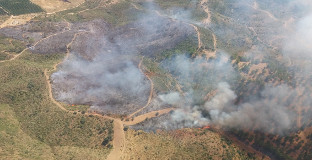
(30, 0, 85, 13)
(0, 14, 38, 29)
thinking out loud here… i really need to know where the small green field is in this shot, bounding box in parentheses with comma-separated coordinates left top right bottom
(155, 0, 207, 21)
(34, 0, 141, 26)
(0, 0, 43, 15)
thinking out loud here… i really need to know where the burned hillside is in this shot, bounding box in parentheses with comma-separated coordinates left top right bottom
(51, 13, 197, 115)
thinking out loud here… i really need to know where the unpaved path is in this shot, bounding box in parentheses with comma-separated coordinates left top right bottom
(199, 0, 218, 58)
(190, 23, 217, 58)
(0, 2, 149, 160)
(131, 3, 142, 10)
(124, 108, 174, 126)
(0, 47, 28, 63)
(203, 32, 217, 58)
(127, 57, 154, 118)
(106, 119, 126, 160)
(44, 69, 68, 111)
(44, 30, 86, 110)
(295, 88, 305, 129)
(250, 1, 278, 21)
(190, 24, 202, 50)
(0, 5, 170, 159)
(154, 9, 208, 54)
(200, 0, 211, 25)
(32, 30, 72, 48)
(212, 33, 217, 50)
(42, 30, 126, 160)
(0, 13, 71, 63)
(43, 41, 172, 160)
(0, 6, 9, 14)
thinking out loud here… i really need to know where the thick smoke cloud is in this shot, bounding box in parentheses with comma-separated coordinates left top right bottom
(212, 84, 296, 134)
(283, 11, 312, 82)
(284, 14, 312, 59)
(156, 0, 312, 134)
(51, 1, 194, 115)
(52, 52, 150, 113)
(159, 54, 296, 134)
(51, 0, 312, 134)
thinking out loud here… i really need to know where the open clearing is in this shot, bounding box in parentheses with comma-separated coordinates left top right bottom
(0, 14, 38, 29)
(31, 0, 85, 13)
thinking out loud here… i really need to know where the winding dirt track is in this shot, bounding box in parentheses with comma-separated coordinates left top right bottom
(1, 2, 221, 159)
(200, 0, 211, 25)
(0, 6, 9, 14)
(190, 24, 202, 50)
(190, 22, 217, 59)
(44, 29, 88, 111)
(0, 4, 171, 159)
(0, 47, 28, 63)
(42, 31, 124, 160)
(250, 2, 278, 21)
(32, 30, 71, 48)
(106, 119, 126, 160)
(0, 26, 73, 63)
(44, 69, 67, 111)
(124, 108, 174, 126)
(42, 33, 172, 160)
(127, 57, 154, 118)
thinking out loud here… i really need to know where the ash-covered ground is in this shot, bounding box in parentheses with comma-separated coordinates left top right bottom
(51, 13, 196, 115)
(127, 0, 312, 134)
(2, 0, 311, 136)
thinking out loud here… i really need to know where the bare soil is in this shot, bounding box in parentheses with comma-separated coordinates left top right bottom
(30, 0, 85, 14)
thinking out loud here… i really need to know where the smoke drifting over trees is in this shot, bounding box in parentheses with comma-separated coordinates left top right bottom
(52, 53, 150, 112)
(159, 55, 296, 134)
(52, 0, 312, 134)
(51, 3, 194, 115)
(157, 0, 312, 134)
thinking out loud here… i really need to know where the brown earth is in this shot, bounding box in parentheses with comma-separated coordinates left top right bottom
(0, 14, 38, 29)
(31, 0, 85, 14)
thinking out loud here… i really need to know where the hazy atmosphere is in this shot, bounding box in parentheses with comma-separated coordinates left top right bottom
(1, 0, 312, 159)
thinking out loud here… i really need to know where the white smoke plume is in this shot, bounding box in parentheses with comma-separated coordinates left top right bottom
(159, 54, 297, 134)
(156, 0, 312, 134)
(51, 52, 150, 110)
(51, 1, 195, 115)
(159, 92, 181, 105)
(50, 0, 312, 134)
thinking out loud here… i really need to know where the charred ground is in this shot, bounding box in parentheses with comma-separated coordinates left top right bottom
(1, 0, 312, 160)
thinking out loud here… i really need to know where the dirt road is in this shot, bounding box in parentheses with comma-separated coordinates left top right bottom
(127, 57, 154, 118)
(0, 47, 28, 63)
(200, 0, 211, 25)
(1, 3, 182, 160)
(44, 69, 68, 111)
(250, 2, 278, 21)
(190, 24, 202, 50)
(43, 40, 173, 160)
(106, 119, 126, 160)
(124, 108, 174, 126)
